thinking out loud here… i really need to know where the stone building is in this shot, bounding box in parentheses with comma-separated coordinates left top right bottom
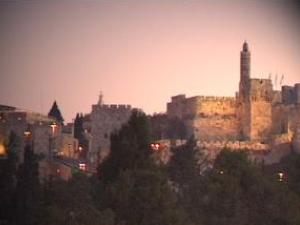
(0, 106, 57, 162)
(87, 93, 133, 164)
(0, 106, 81, 159)
(167, 42, 300, 145)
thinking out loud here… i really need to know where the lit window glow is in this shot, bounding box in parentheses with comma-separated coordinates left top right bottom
(278, 172, 284, 182)
(0, 144, 6, 156)
(150, 143, 160, 151)
(79, 163, 86, 171)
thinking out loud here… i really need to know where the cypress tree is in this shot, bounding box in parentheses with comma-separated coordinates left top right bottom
(0, 132, 20, 224)
(15, 142, 40, 225)
(48, 101, 64, 125)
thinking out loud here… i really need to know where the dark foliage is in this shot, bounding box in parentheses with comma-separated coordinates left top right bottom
(168, 136, 200, 187)
(74, 113, 89, 158)
(39, 174, 114, 225)
(169, 146, 300, 225)
(48, 100, 64, 124)
(148, 113, 169, 141)
(14, 142, 41, 225)
(166, 117, 187, 140)
(0, 132, 20, 224)
(95, 109, 192, 225)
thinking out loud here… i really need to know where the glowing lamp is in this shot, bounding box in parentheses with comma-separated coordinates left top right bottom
(278, 172, 284, 182)
(0, 144, 6, 156)
(79, 163, 86, 171)
(150, 143, 160, 151)
(50, 122, 57, 134)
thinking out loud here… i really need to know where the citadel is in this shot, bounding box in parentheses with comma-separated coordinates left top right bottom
(86, 41, 300, 165)
(1, 42, 300, 179)
(167, 42, 300, 143)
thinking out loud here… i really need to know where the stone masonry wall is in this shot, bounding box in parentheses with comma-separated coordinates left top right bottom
(167, 96, 239, 141)
(90, 104, 132, 164)
(250, 101, 273, 141)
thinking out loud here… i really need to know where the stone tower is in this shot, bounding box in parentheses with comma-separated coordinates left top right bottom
(238, 41, 274, 141)
(237, 42, 251, 140)
(239, 41, 251, 101)
(89, 94, 132, 165)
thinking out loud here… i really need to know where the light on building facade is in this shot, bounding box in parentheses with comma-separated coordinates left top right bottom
(79, 163, 86, 171)
(278, 172, 284, 182)
(24, 126, 31, 139)
(0, 143, 6, 156)
(150, 143, 160, 151)
(50, 122, 57, 135)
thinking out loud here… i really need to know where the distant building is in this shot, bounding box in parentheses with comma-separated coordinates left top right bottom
(0, 107, 56, 162)
(85, 93, 133, 164)
(167, 42, 300, 148)
(0, 105, 80, 180)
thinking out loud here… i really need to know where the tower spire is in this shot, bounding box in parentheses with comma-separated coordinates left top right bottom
(243, 41, 249, 52)
(98, 91, 104, 105)
(239, 41, 251, 101)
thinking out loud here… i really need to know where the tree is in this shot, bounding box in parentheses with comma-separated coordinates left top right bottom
(0, 131, 20, 224)
(39, 173, 115, 225)
(94, 110, 192, 225)
(166, 117, 187, 140)
(279, 153, 300, 196)
(168, 136, 200, 187)
(14, 142, 41, 225)
(48, 100, 64, 125)
(98, 110, 153, 183)
(197, 149, 300, 225)
(74, 113, 89, 158)
(148, 113, 169, 141)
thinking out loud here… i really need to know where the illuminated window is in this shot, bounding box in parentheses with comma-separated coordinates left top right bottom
(0, 144, 6, 156)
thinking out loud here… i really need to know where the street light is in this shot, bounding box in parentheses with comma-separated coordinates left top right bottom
(49, 122, 57, 160)
(150, 143, 160, 151)
(278, 172, 284, 182)
(50, 122, 57, 135)
(68, 143, 71, 158)
(24, 125, 31, 140)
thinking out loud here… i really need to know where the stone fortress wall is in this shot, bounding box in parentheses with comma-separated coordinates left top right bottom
(154, 132, 293, 166)
(89, 98, 132, 164)
(167, 95, 238, 141)
(166, 42, 300, 162)
(0, 110, 57, 162)
(75, 42, 299, 166)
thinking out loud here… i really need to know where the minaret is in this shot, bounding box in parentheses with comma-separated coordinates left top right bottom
(239, 41, 251, 101)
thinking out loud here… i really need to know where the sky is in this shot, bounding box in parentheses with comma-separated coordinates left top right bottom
(0, 0, 300, 122)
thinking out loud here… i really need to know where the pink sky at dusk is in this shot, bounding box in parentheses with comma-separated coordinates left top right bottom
(0, 0, 300, 122)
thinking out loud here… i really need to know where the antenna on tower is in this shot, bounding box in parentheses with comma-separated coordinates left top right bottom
(98, 91, 104, 105)
(274, 74, 278, 90)
(280, 74, 284, 87)
(40, 84, 44, 116)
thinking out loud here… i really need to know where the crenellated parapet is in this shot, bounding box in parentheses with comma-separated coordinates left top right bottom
(248, 78, 273, 102)
(169, 95, 236, 104)
(89, 100, 133, 165)
(282, 83, 300, 105)
(197, 140, 269, 151)
(195, 96, 236, 102)
(92, 104, 131, 112)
